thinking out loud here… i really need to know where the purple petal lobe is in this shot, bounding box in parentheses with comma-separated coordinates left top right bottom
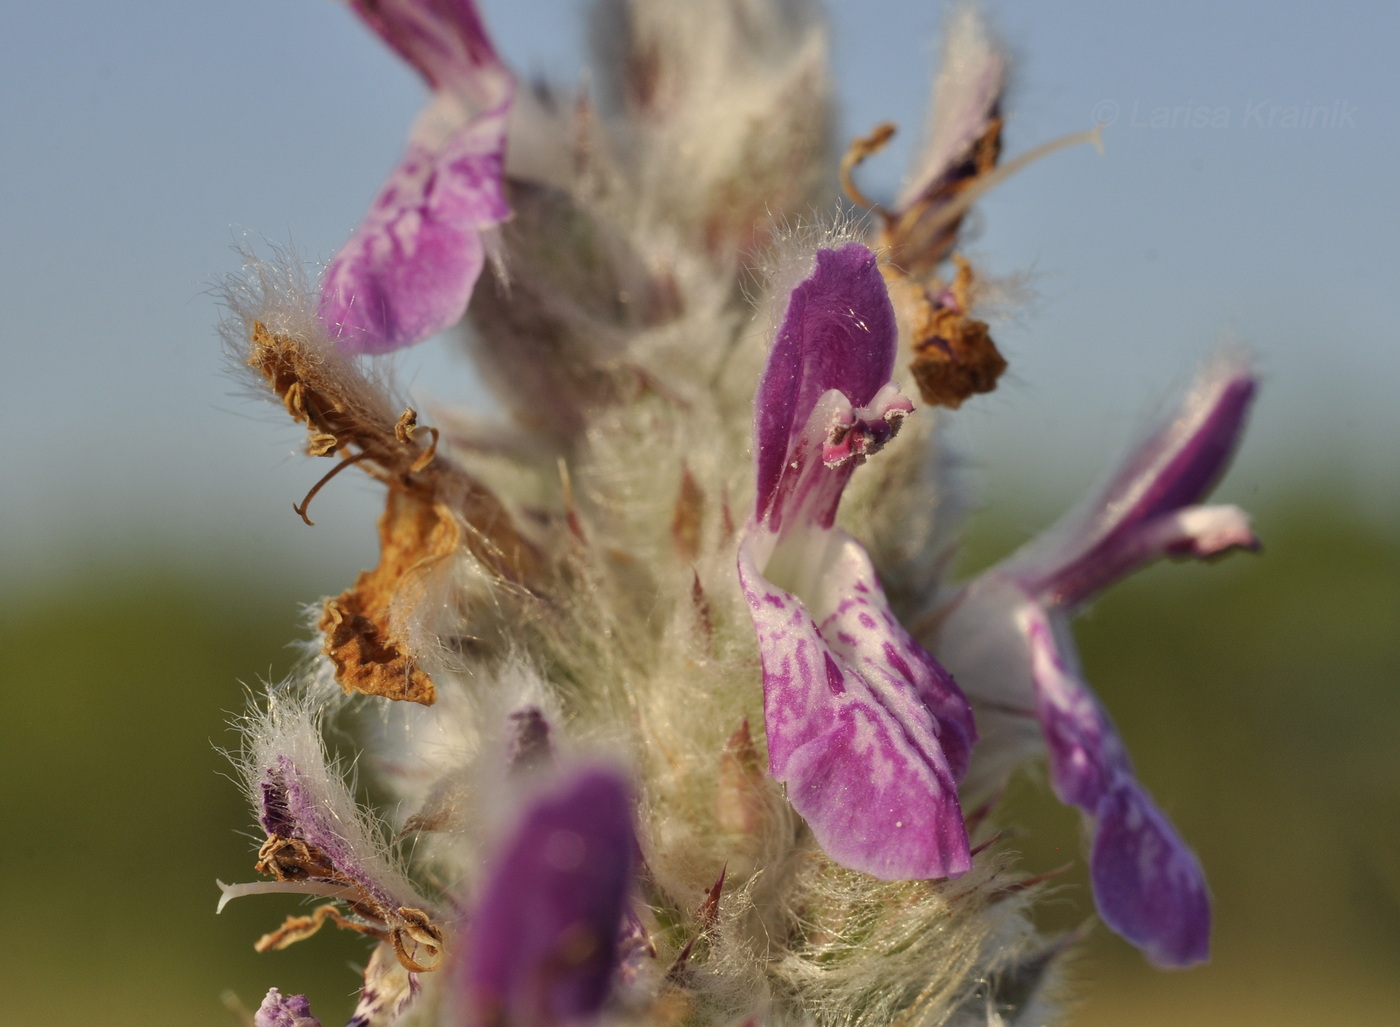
(321, 0, 514, 352)
(1021, 605, 1209, 967)
(255, 988, 321, 1027)
(740, 530, 974, 880)
(319, 116, 510, 353)
(1021, 607, 1129, 809)
(1092, 780, 1211, 968)
(1019, 359, 1257, 606)
(349, 0, 507, 98)
(458, 768, 635, 1026)
(754, 244, 898, 527)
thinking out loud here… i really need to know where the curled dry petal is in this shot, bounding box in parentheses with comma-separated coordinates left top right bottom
(895, 7, 1006, 217)
(320, 0, 514, 352)
(742, 243, 975, 880)
(884, 6, 1005, 275)
(457, 768, 636, 1026)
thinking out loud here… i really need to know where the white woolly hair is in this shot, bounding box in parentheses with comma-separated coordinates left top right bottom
(235, 687, 429, 913)
(222, 0, 1079, 1022)
(216, 242, 411, 435)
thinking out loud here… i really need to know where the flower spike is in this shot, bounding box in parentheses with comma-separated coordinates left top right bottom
(740, 243, 976, 880)
(319, 0, 514, 352)
(938, 356, 1259, 965)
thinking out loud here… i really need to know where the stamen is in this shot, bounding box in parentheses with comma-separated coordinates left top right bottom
(840, 121, 897, 215)
(293, 450, 373, 526)
(215, 878, 361, 914)
(390, 906, 445, 973)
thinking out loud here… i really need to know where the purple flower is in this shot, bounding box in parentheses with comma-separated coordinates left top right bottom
(937, 356, 1258, 966)
(738, 243, 977, 880)
(455, 767, 636, 1026)
(254, 988, 321, 1027)
(319, 0, 514, 352)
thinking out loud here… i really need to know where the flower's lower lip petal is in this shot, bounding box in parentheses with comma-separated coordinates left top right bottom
(741, 537, 972, 881)
(1091, 780, 1211, 968)
(319, 116, 510, 353)
(1021, 607, 1125, 809)
(781, 710, 972, 880)
(1021, 606, 1210, 965)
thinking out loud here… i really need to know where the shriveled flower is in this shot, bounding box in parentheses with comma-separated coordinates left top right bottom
(216, 0, 1261, 1022)
(319, 0, 514, 352)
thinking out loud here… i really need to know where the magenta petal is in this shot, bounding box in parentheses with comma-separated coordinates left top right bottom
(1022, 359, 1257, 606)
(1022, 605, 1209, 966)
(459, 768, 635, 1026)
(322, 0, 513, 352)
(740, 531, 973, 880)
(1092, 780, 1211, 968)
(319, 117, 510, 352)
(255, 988, 321, 1027)
(754, 243, 898, 526)
(349, 0, 508, 99)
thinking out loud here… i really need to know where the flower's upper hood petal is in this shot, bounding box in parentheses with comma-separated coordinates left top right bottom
(457, 767, 636, 1026)
(754, 243, 900, 531)
(1008, 356, 1258, 607)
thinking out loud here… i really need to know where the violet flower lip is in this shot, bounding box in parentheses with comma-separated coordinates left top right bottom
(318, 0, 514, 353)
(937, 356, 1258, 966)
(739, 243, 977, 882)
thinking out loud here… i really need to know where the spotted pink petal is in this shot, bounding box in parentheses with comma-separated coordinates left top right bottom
(740, 529, 973, 879)
(742, 243, 975, 880)
(319, 0, 513, 353)
(1020, 581, 1210, 967)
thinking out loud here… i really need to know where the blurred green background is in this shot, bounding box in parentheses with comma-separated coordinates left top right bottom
(2, 479, 1395, 1025)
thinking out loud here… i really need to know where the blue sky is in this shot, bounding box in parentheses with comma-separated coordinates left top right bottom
(2, 0, 1395, 581)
